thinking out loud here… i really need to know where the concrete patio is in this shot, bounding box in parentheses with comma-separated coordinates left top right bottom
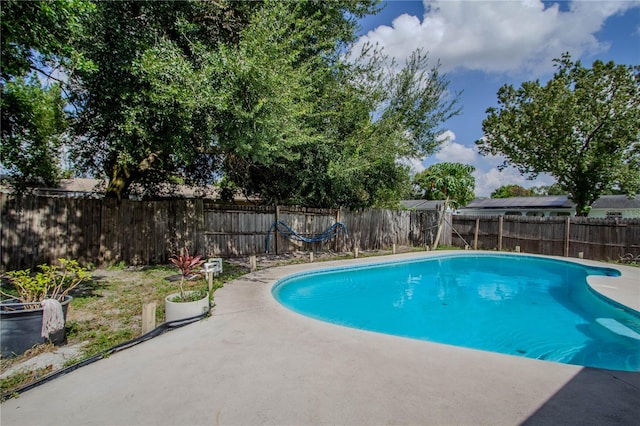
(2, 252, 639, 425)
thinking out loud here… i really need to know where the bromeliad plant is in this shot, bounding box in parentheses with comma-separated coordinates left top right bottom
(0, 258, 91, 309)
(169, 247, 206, 301)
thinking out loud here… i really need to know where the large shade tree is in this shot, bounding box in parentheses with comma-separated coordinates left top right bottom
(225, 44, 460, 208)
(69, 0, 389, 201)
(214, 0, 448, 208)
(218, 0, 384, 208)
(69, 0, 258, 199)
(477, 54, 640, 216)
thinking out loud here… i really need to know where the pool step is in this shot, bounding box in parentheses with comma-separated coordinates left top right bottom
(596, 318, 640, 340)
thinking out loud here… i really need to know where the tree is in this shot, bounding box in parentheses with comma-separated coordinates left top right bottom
(531, 184, 565, 196)
(477, 54, 640, 216)
(1, 0, 94, 80)
(412, 162, 476, 209)
(0, 0, 94, 187)
(69, 0, 391, 202)
(1, 77, 66, 187)
(69, 0, 257, 199)
(491, 184, 533, 198)
(218, 3, 460, 208)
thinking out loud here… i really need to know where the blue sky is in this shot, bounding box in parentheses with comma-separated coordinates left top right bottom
(356, 0, 640, 196)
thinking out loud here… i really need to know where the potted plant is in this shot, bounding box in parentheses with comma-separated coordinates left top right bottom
(0, 258, 91, 358)
(165, 247, 209, 322)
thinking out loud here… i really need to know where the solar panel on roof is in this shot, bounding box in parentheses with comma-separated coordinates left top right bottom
(465, 196, 572, 209)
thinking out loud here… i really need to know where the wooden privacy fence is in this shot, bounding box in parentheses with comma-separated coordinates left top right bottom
(451, 215, 640, 261)
(0, 194, 447, 270)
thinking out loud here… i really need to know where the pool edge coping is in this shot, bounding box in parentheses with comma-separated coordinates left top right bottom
(266, 250, 640, 315)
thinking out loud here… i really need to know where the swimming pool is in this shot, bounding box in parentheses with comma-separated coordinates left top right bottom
(272, 253, 640, 371)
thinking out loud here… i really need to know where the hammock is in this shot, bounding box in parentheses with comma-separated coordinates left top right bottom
(265, 221, 348, 252)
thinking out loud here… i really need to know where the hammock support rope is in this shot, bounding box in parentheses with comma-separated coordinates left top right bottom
(265, 221, 348, 253)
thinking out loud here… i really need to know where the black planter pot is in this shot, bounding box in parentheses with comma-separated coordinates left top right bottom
(0, 296, 72, 358)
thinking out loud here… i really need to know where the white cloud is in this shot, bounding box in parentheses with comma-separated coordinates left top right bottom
(354, 0, 639, 75)
(473, 166, 556, 197)
(434, 130, 477, 163)
(399, 156, 426, 175)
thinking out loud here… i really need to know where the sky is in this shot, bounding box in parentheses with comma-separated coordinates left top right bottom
(355, 0, 640, 197)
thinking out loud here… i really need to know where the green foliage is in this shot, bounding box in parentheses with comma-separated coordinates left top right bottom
(0, 77, 66, 187)
(2, 0, 459, 209)
(221, 17, 460, 207)
(530, 184, 565, 196)
(0, 259, 91, 306)
(70, 0, 255, 200)
(375, 50, 461, 157)
(491, 184, 534, 198)
(477, 53, 640, 216)
(412, 162, 476, 208)
(67, 0, 458, 207)
(0, 0, 95, 80)
(0, 0, 95, 188)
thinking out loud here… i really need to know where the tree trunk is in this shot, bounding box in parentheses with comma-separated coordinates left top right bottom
(575, 204, 591, 217)
(105, 163, 132, 200)
(432, 195, 449, 250)
(104, 152, 159, 200)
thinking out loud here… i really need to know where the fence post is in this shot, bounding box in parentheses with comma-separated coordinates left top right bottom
(498, 216, 503, 251)
(335, 208, 341, 253)
(473, 218, 480, 250)
(564, 216, 570, 257)
(274, 204, 280, 255)
(142, 303, 156, 335)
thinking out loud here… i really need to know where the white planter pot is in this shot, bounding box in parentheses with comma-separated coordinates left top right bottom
(164, 291, 210, 322)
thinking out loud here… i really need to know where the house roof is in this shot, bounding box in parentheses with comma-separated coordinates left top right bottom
(464, 196, 574, 209)
(590, 195, 640, 209)
(0, 178, 255, 202)
(400, 200, 447, 210)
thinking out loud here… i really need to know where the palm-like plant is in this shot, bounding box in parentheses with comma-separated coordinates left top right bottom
(169, 247, 205, 300)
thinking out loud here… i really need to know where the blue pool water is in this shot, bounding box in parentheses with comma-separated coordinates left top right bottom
(272, 254, 640, 371)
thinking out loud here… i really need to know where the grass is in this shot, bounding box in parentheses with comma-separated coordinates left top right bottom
(0, 261, 246, 398)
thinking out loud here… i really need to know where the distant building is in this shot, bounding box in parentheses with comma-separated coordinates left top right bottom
(0, 178, 256, 204)
(458, 195, 640, 218)
(589, 195, 640, 219)
(459, 196, 573, 217)
(400, 200, 449, 212)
